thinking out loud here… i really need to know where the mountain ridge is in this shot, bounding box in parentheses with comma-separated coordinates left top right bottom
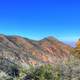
(0, 35, 72, 68)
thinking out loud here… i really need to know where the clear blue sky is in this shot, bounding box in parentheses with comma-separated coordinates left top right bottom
(0, 0, 80, 41)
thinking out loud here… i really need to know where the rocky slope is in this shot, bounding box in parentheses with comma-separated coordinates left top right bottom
(0, 34, 72, 68)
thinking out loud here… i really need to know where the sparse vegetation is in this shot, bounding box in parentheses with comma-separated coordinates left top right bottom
(0, 35, 80, 80)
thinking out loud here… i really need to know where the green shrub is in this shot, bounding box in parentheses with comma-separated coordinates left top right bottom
(24, 64, 54, 80)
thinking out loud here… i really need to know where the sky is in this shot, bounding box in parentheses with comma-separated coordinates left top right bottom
(0, 0, 80, 42)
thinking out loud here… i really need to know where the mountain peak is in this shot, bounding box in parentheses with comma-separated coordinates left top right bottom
(47, 36, 54, 39)
(41, 36, 58, 42)
(46, 36, 57, 40)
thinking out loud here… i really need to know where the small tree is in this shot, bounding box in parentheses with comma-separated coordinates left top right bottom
(73, 39, 80, 58)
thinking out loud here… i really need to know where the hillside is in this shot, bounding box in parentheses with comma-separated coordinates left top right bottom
(1, 35, 80, 80)
(0, 35, 72, 67)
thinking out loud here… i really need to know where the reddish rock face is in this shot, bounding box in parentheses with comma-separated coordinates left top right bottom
(0, 35, 72, 66)
(0, 37, 4, 42)
(8, 36, 34, 50)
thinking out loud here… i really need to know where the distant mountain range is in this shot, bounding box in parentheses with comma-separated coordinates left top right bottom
(64, 41, 76, 47)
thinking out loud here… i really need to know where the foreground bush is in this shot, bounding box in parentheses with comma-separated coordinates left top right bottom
(24, 64, 54, 80)
(1, 56, 80, 80)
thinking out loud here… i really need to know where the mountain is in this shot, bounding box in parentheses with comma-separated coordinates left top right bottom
(0, 34, 72, 69)
(64, 41, 76, 47)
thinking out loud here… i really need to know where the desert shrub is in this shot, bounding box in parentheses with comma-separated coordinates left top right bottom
(7, 64, 19, 78)
(0, 71, 13, 80)
(24, 64, 54, 80)
(53, 66, 61, 80)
